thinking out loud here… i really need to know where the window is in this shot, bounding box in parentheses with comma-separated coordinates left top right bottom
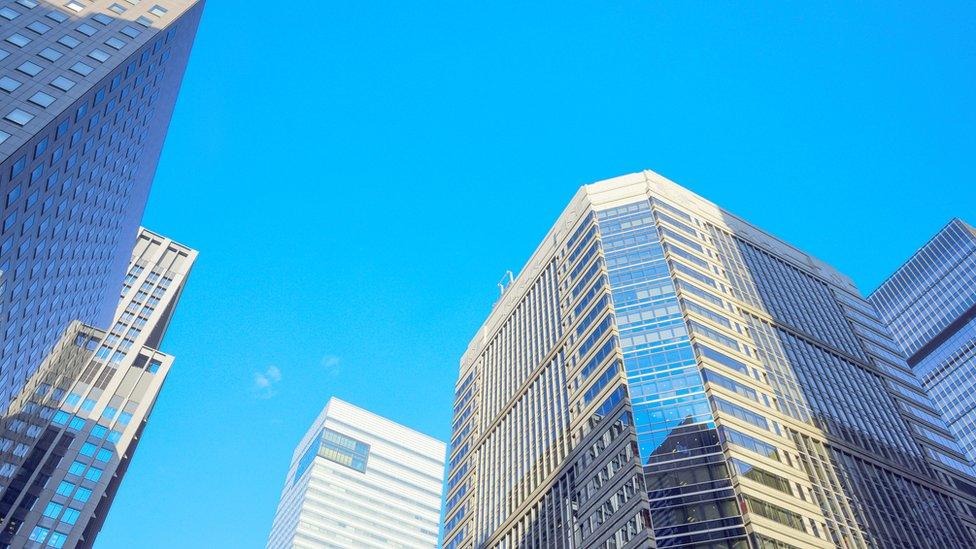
(38, 47, 63, 61)
(76, 23, 96, 36)
(58, 35, 80, 48)
(55, 480, 74, 496)
(149, 4, 167, 16)
(42, 501, 63, 519)
(52, 410, 70, 425)
(70, 61, 94, 76)
(0, 76, 21, 92)
(95, 448, 111, 462)
(4, 109, 34, 126)
(73, 487, 92, 502)
(104, 37, 125, 50)
(6, 33, 31, 47)
(68, 417, 85, 430)
(80, 442, 96, 457)
(0, 130, 9, 145)
(29, 92, 55, 108)
(47, 10, 68, 22)
(117, 412, 132, 425)
(16, 61, 41, 77)
(27, 20, 51, 34)
(61, 507, 81, 525)
(0, 7, 19, 20)
(136, 15, 151, 27)
(84, 467, 101, 482)
(51, 76, 75, 91)
(92, 12, 112, 24)
(28, 526, 49, 542)
(88, 49, 110, 62)
(47, 531, 68, 548)
(17, 0, 38, 8)
(64, 1, 85, 13)
(68, 461, 85, 476)
(101, 406, 116, 420)
(108, 3, 126, 13)
(120, 25, 140, 38)
(91, 425, 107, 438)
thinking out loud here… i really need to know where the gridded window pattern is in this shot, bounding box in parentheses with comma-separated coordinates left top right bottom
(871, 219, 976, 358)
(709, 224, 867, 359)
(913, 313, 976, 463)
(596, 199, 748, 548)
(319, 428, 369, 472)
(0, 0, 203, 417)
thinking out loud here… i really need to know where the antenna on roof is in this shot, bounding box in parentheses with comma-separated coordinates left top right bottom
(497, 271, 514, 297)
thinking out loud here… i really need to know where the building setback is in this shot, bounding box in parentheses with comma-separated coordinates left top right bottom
(267, 398, 446, 549)
(870, 219, 976, 465)
(0, 227, 196, 547)
(0, 0, 203, 412)
(443, 171, 976, 549)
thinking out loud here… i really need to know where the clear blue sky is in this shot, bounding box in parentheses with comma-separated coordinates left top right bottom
(94, 1, 975, 547)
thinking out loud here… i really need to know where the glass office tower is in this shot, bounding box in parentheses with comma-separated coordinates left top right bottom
(870, 219, 976, 464)
(267, 398, 446, 549)
(443, 171, 976, 549)
(0, 0, 203, 412)
(0, 227, 196, 547)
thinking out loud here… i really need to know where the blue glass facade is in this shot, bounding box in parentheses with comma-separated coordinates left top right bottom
(871, 219, 976, 465)
(596, 200, 748, 547)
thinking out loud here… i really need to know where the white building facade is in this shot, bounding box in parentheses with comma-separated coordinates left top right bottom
(267, 398, 446, 549)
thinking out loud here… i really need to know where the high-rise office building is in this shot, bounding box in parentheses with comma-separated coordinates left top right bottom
(870, 219, 976, 465)
(444, 171, 976, 549)
(267, 397, 446, 549)
(0, 227, 195, 547)
(0, 0, 203, 411)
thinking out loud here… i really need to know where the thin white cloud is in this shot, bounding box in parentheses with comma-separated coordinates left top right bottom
(321, 355, 341, 377)
(252, 365, 282, 399)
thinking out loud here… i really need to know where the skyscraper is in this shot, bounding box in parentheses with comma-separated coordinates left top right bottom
(0, 227, 195, 548)
(443, 171, 976, 549)
(870, 219, 976, 464)
(0, 0, 203, 412)
(267, 397, 446, 549)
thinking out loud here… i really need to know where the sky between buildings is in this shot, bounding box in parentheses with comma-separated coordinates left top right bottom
(93, 1, 976, 547)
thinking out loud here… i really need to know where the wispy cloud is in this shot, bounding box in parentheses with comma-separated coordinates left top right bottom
(321, 355, 341, 377)
(252, 365, 282, 399)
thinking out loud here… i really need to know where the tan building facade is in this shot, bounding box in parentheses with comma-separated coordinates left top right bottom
(0, 228, 195, 547)
(443, 171, 976, 549)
